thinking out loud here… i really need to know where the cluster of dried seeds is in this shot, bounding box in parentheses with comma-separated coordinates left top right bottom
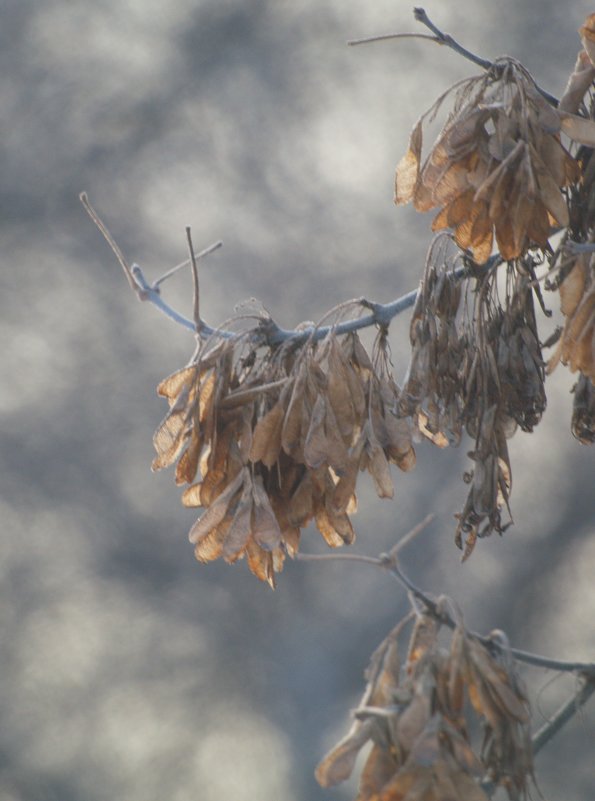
(545, 30, 595, 442)
(152, 323, 415, 585)
(395, 57, 595, 264)
(316, 610, 534, 800)
(400, 238, 546, 556)
(151, 18, 595, 581)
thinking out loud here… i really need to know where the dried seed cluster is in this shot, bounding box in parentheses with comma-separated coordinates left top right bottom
(545, 57, 595, 441)
(400, 238, 545, 557)
(152, 326, 415, 585)
(152, 23, 595, 581)
(395, 58, 595, 264)
(316, 612, 534, 801)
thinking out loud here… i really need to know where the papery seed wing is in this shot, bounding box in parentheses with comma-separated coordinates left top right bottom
(395, 119, 423, 205)
(252, 476, 283, 552)
(315, 719, 376, 788)
(156, 365, 199, 403)
(221, 478, 254, 560)
(559, 110, 595, 147)
(281, 364, 307, 458)
(250, 401, 285, 467)
(245, 539, 276, 587)
(316, 504, 355, 547)
(194, 514, 233, 564)
(304, 394, 329, 469)
(188, 468, 246, 544)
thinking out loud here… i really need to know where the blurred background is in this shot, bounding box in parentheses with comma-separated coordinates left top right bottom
(2, 0, 594, 799)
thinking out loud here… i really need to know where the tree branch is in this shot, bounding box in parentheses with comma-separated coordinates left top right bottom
(296, 542, 595, 679)
(81, 194, 502, 349)
(349, 7, 559, 107)
(532, 676, 595, 755)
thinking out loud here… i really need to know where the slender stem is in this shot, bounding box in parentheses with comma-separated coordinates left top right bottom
(80, 192, 138, 291)
(532, 677, 595, 755)
(413, 7, 559, 107)
(186, 226, 202, 332)
(296, 549, 595, 677)
(153, 240, 223, 289)
(413, 7, 492, 71)
(349, 9, 558, 108)
(385, 513, 435, 559)
(81, 194, 498, 347)
(348, 32, 437, 47)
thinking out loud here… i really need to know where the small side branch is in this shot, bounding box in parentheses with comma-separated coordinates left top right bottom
(532, 676, 595, 755)
(80, 192, 138, 292)
(186, 226, 202, 332)
(412, 7, 492, 71)
(296, 531, 595, 679)
(349, 7, 559, 107)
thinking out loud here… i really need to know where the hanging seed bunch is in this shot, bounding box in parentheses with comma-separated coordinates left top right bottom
(152, 311, 415, 585)
(400, 236, 546, 557)
(394, 57, 595, 264)
(545, 24, 595, 443)
(316, 610, 534, 801)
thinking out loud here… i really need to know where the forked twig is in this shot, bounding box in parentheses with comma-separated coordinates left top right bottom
(153, 240, 223, 289)
(349, 7, 559, 107)
(296, 525, 595, 680)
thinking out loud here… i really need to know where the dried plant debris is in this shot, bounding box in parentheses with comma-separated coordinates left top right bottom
(548, 253, 595, 382)
(152, 320, 415, 585)
(571, 373, 595, 443)
(395, 57, 595, 264)
(401, 237, 545, 556)
(544, 14, 595, 441)
(316, 612, 535, 801)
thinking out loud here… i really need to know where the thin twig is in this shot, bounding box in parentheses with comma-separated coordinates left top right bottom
(532, 677, 595, 755)
(80, 195, 499, 346)
(565, 240, 595, 255)
(80, 192, 138, 292)
(153, 240, 223, 289)
(348, 32, 437, 46)
(385, 513, 435, 560)
(349, 8, 558, 107)
(186, 226, 202, 332)
(296, 552, 386, 568)
(413, 7, 492, 70)
(296, 547, 595, 678)
(413, 7, 559, 106)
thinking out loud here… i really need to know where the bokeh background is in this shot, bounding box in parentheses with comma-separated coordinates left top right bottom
(2, 1, 594, 799)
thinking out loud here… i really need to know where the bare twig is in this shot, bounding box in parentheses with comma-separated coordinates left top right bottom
(348, 32, 438, 46)
(80, 194, 499, 348)
(565, 240, 595, 255)
(80, 192, 138, 292)
(413, 7, 492, 70)
(296, 539, 595, 679)
(153, 240, 223, 289)
(532, 676, 595, 755)
(186, 226, 202, 332)
(385, 513, 435, 560)
(350, 8, 559, 108)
